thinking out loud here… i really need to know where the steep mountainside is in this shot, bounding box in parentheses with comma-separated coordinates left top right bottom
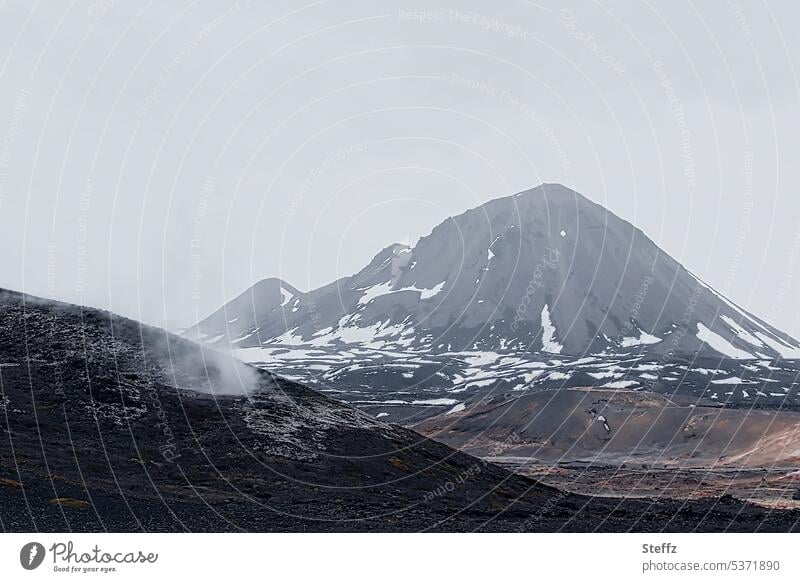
(191, 184, 800, 361)
(184, 277, 300, 344)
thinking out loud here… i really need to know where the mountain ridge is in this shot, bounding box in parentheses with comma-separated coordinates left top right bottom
(190, 183, 800, 361)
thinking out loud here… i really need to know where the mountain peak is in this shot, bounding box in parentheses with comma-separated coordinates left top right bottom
(184, 277, 300, 342)
(508, 182, 604, 212)
(367, 242, 412, 265)
(515, 182, 577, 196)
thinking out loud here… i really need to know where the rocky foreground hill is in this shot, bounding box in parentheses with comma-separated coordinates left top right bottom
(1, 288, 798, 532)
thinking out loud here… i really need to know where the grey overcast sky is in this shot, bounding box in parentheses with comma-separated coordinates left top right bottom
(1, 0, 799, 337)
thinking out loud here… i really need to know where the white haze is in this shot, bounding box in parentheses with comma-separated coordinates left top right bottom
(0, 1, 798, 339)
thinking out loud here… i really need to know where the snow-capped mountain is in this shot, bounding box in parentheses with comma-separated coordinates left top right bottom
(189, 184, 800, 361)
(184, 277, 299, 345)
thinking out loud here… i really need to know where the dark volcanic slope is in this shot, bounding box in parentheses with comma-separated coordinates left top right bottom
(1, 289, 798, 532)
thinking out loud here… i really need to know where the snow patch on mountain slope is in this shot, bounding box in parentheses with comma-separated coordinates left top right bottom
(540, 305, 563, 354)
(316, 322, 386, 346)
(696, 283, 799, 358)
(275, 327, 306, 346)
(446, 402, 466, 415)
(357, 281, 395, 306)
(357, 281, 445, 305)
(712, 377, 754, 385)
(697, 323, 752, 359)
(588, 371, 623, 380)
(754, 332, 800, 359)
(280, 286, 293, 306)
(302, 318, 417, 349)
(416, 281, 445, 299)
(460, 351, 502, 367)
(721, 315, 765, 348)
(620, 332, 662, 348)
(602, 380, 638, 389)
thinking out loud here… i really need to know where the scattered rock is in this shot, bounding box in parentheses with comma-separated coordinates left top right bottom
(49, 498, 90, 509)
